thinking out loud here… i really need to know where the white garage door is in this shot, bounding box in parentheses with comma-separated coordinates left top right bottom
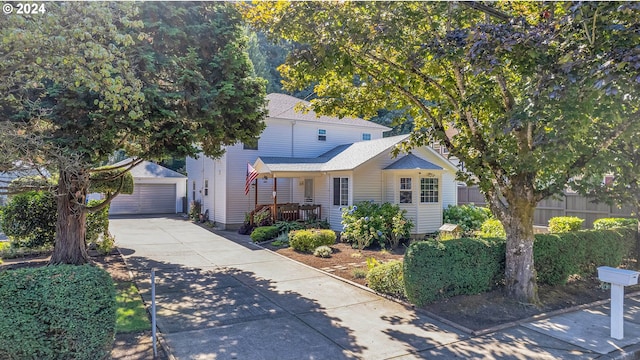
(110, 183, 176, 215)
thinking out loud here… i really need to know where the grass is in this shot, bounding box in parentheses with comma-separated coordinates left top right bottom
(115, 282, 151, 334)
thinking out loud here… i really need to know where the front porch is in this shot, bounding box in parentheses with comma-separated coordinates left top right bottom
(249, 203, 322, 225)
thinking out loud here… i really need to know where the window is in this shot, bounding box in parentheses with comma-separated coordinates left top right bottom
(204, 179, 209, 196)
(192, 181, 196, 201)
(399, 177, 412, 203)
(362, 133, 371, 141)
(333, 177, 348, 206)
(304, 179, 314, 203)
(318, 129, 327, 141)
(420, 177, 439, 203)
(243, 142, 258, 150)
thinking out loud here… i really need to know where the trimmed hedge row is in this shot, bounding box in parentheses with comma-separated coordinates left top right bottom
(404, 238, 505, 305)
(404, 228, 637, 306)
(535, 227, 637, 285)
(0, 265, 116, 360)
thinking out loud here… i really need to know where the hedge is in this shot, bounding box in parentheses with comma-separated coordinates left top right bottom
(548, 216, 584, 233)
(289, 229, 336, 253)
(404, 238, 505, 306)
(593, 218, 637, 230)
(0, 265, 116, 360)
(250, 226, 279, 243)
(535, 227, 637, 285)
(404, 227, 637, 305)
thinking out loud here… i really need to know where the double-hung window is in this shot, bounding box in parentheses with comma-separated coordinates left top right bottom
(333, 177, 348, 206)
(420, 177, 439, 203)
(399, 177, 412, 203)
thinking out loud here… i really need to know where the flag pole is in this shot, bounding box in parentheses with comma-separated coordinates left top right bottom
(254, 178, 258, 208)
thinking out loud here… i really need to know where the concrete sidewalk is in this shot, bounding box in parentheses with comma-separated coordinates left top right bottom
(110, 216, 640, 359)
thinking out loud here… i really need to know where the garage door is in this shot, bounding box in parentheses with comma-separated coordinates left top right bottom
(109, 184, 176, 215)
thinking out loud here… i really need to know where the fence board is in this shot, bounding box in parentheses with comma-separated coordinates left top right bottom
(457, 186, 634, 228)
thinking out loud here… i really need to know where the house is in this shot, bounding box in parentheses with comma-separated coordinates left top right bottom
(107, 159, 187, 215)
(186, 93, 458, 235)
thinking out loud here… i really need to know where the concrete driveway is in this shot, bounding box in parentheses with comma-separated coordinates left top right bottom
(110, 215, 640, 360)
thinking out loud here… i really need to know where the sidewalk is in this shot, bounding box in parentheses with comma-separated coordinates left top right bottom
(110, 216, 640, 359)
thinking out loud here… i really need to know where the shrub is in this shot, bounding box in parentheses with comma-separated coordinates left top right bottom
(367, 260, 406, 299)
(341, 201, 413, 249)
(289, 229, 336, 253)
(313, 245, 332, 258)
(404, 238, 506, 306)
(443, 204, 492, 233)
(86, 199, 110, 244)
(535, 227, 636, 285)
(189, 200, 202, 221)
(548, 216, 584, 233)
(97, 233, 116, 255)
(1, 193, 110, 249)
(0, 265, 116, 360)
(250, 226, 279, 243)
(478, 219, 505, 238)
(593, 217, 637, 230)
(275, 221, 305, 235)
(0, 191, 57, 248)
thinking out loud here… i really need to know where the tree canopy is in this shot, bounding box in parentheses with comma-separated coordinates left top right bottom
(1, 2, 267, 264)
(243, 1, 640, 302)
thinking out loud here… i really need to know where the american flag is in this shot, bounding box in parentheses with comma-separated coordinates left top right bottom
(245, 163, 258, 195)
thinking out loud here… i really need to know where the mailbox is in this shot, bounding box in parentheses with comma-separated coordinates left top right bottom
(597, 266, 639, 286)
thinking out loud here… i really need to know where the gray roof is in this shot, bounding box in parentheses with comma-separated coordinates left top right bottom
(266, 93, 390, 130)
(113, 159, 186, 178)
(383, 153, 443, 170)
(257, 135, 410, 173)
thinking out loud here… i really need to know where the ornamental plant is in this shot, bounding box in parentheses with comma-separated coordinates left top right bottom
(341, 201, 413, 249)
(443, 204, 492, 234)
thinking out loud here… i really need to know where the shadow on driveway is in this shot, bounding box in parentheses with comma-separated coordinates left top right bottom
(119, 249, 364, 359)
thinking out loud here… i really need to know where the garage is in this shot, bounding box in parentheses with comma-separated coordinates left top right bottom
(107, 160, 187, 216)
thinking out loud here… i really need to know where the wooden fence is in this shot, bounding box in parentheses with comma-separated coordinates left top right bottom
(458, 186, 634, 228)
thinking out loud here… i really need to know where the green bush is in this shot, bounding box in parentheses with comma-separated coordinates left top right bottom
(86, 199, 110, 244)
(367, 260, 406, 299)
(404, 238, 505, 305)
(404, 227, 638, 305)
(443, 204, 492, 233)
(289, 229, 336, 253)
(0, 265, 116, 360)
(0, 191, 57, 248)
(341, 201, 413, 249)
(275, 221, 305, 234)
(478, 219, 505, 238)
(250, 226, 279, 243)
(548, 216, 584, 233)
(535, 227, 636, 285)
(1, 193, 111, 249)
(593, 217, 637, 230)
(313, 245, 332, 258)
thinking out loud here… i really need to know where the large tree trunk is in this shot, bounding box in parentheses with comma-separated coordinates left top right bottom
(50, 169, 89, 265)
(499, 200, 539, 305)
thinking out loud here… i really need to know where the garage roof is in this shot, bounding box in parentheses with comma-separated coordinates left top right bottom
(113, 159, 186, 179)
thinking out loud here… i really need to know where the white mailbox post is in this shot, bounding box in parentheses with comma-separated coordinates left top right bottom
(597, 266, 639, 340)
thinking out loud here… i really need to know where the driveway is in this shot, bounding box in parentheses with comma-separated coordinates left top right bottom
(110, 215, 638, 360)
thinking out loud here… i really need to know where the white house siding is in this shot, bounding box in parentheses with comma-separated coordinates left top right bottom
(441, 171, 457, 209)
(352, 150, 396, 203)
(288, 119, 385, 158)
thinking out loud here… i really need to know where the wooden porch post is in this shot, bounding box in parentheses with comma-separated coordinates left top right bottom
(254, 178, 258, 208)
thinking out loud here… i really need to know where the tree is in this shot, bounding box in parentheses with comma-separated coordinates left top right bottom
(1, 2, 267, 264)
(243, 1, 640, 303)
(572, 129, 640, 250)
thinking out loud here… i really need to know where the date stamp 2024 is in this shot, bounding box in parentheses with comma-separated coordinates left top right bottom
(3, 3, 46, 15)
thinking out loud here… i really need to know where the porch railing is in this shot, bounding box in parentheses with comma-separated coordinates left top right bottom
(249, 203, 321, 225)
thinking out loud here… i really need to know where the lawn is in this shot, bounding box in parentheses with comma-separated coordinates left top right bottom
(115, 282, 151, 334)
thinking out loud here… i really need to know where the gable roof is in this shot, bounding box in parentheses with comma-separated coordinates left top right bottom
(266, 93, 390, 131)
(384, 153, 443, 170)
(256, 135, 410, 173)
(113, 159, 186, 178)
